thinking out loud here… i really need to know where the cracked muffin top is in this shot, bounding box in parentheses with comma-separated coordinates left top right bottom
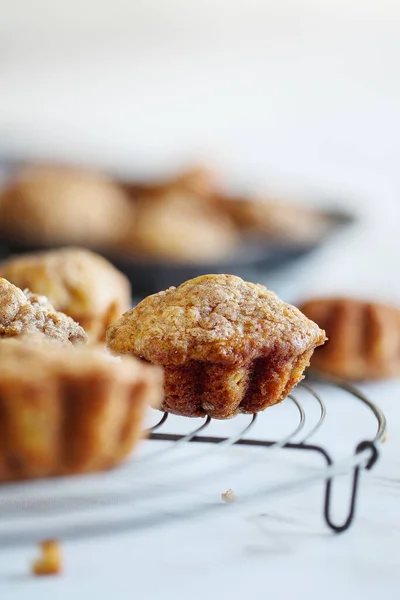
(107, 274, 326, 366)
(0, 247, 131, 341)
(0, 277, 88, 345)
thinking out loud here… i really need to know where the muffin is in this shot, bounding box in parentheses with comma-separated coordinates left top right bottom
(0, 165, 133, 248)
(299, 297, 400, 380)
(0, 277, 87, 345)
(107, 274, 326, 418)
(217, 196, 330, 245)
(126, 192, 238, 263)
(123, 166, 219, 202)
(1, 248, 131, 342)
(0, 337, 163, 482)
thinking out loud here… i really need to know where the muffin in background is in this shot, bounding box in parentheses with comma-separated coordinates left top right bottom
(1, 248, 131, 342)
(107, 274, 326, 419)
(0, 337, 163, 482)
(125, 192, 239, 263)
(217, 196, 331, 245)
(0, 277, 88, 345)
(123, 166, 219, 202)
(0, 165, 134, 249)
(299, 297, 400, 381)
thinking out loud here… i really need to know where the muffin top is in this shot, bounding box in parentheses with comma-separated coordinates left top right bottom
(107, 274, 326, 366)
(0, 247, 131, 323)
(127, 192, 238, 263)
(0, 335, 163, 412)
(0, 165, 133, 248)
(0, 277, 88, 345)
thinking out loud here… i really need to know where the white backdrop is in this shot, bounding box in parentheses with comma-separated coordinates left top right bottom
(1, 0, 399, 300)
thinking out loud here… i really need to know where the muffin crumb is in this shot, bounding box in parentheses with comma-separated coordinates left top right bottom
(32, 540, 62, 576)
(221, 489, 237, 503)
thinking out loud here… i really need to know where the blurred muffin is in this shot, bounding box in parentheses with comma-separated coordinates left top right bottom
(0, 277, 87, 345)
(0, 337, 163, 481)
(126, 192, 238, 263)
(123, 166, 219, 201)
(107, 274, 326, 419)
(299, 297, 400, 381)
(1, 248, 131, 342)
(217, 196, 330, 245)
(0, 165, 133, 248)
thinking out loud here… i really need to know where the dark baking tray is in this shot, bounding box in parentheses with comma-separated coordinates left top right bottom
(0, 208, 354, 299)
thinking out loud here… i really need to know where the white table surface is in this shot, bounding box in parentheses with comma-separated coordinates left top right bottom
(1, 1, 400, 598)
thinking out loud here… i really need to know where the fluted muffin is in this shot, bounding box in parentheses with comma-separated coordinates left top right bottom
(299, 297, 400, 380)
(0, 165, 133, 248)
(1, 248, 131, 342)
(0, 277, 87, 345)
(0, 337, 163, 482)
(107, 274, 326, 419)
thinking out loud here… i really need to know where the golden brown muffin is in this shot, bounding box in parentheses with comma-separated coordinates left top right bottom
(123, 166, 219, 201)
(0, 277, 88, 345)
(107, 274, 326, 418)
(299, 297, 400, 381)
(217, 196, 330, 245)
(0, 337, 163, 482)
(1, 248, 131, 342)
(0, 165, 133, 248)
(126, 192, 238, 263)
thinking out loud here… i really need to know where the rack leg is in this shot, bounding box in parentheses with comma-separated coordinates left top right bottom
(323, 441, 379, 533)
(324, 467, 361, 533)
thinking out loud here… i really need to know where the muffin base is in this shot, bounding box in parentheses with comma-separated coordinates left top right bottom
(161, 349, 315, 419)
(0, 375, 150, 483)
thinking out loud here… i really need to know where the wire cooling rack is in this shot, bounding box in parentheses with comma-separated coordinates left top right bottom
(0, 375, 387, 546)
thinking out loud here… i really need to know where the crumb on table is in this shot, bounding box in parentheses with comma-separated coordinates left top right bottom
(32, 539, 62, 576)
(221, 489, 237, 503)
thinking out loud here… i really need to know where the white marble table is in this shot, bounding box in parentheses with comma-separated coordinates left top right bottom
(0, 378, 398, 600)
(1, 1, 400, 598)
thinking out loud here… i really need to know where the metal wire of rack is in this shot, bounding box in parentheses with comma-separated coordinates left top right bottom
(0, 375, 387, 547)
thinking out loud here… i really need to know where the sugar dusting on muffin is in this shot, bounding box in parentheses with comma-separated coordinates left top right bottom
(0, 277, 87, 345)
(0, 247, 131, 342)
(107, 274, 326, 419)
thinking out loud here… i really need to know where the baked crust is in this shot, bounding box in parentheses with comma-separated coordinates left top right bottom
(125, 192, 238, 263)
(217, 196, 330, 245)
(123, 166, 219, 201)
(1, 248, 131, 342)
(0, 165, 133, 248)
(0, 277, 87, 345)
(0, 337, 163, 481)
(299, 297, 400, 380)
(107, 274, 326, 418)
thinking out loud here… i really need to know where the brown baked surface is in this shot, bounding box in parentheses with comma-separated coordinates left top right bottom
(216, 196, 330, 245)
(1, 248, 131, 342)
(0, 165, 133, 248)
(124, 192, 238, 263)
(0, 337, 163, 481)
(299, 297, 400, 381)
(0, 277, 88, 345)
(124, 166, 219, 201)
(107, 274, 326, 418)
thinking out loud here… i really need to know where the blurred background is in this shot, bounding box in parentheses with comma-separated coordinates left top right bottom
(1, 0, 399, 301)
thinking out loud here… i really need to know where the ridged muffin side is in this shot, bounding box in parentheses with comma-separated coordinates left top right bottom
(0, 339, 163, 482)
(299, 297, 400, 381)
(107, 274, 326, 419)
